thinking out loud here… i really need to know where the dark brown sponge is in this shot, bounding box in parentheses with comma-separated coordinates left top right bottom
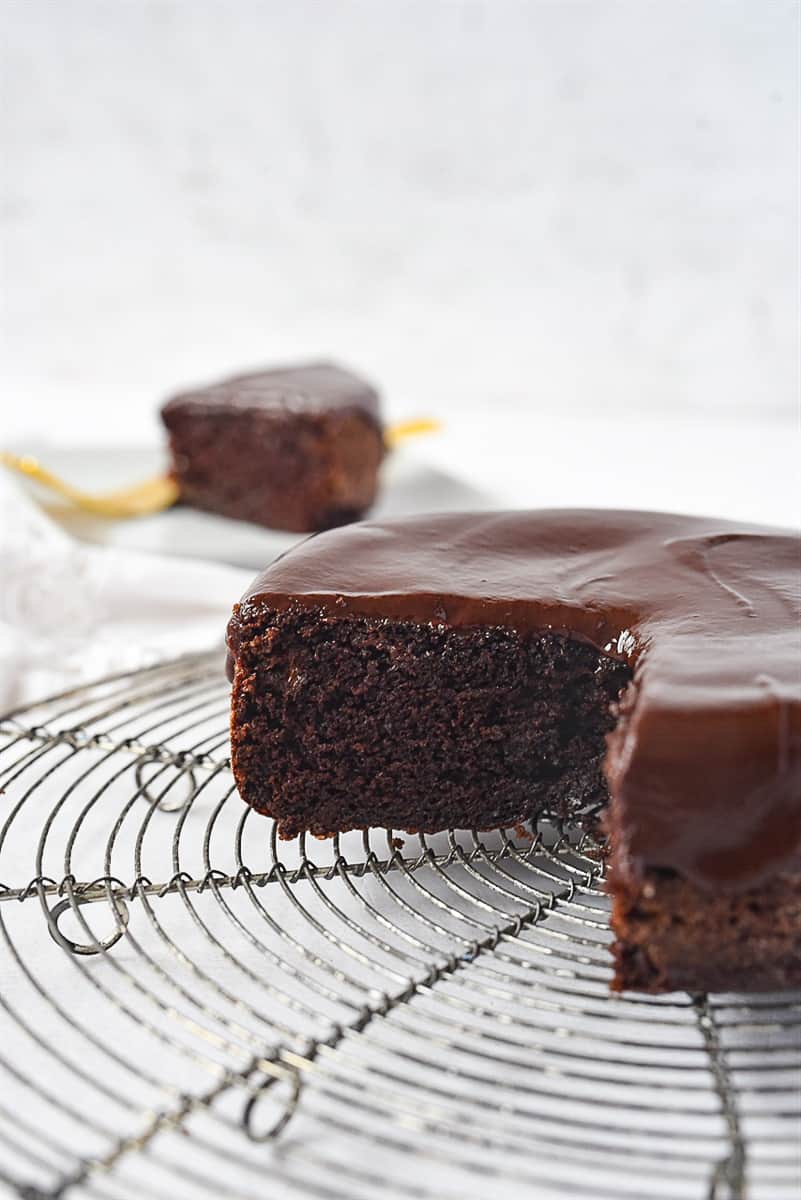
(610, 866, 801, 994)
(161, 362, 384, 532)
(228, 602, 801, 994)
(228, 606, 632, 839)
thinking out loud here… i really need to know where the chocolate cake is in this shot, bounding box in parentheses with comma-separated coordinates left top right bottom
(226, 510, 801, 994)
(161, 361, 384, 532)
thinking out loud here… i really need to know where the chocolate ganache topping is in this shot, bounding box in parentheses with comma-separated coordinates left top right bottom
(229, 510, 801, 892)
(162, 361, 381, 425)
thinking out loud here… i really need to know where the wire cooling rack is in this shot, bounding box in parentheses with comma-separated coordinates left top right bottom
(0, 653, 798, 1200)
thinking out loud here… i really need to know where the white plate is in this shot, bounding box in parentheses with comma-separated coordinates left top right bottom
(15, 443, 493, 569)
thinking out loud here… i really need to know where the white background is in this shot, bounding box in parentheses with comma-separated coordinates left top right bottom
(1, 0, 799, 521)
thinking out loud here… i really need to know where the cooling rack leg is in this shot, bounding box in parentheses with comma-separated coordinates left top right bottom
(693, 994, 747, 1200)
(242, 1063, 303, 1141)
(45, 892, 130, 956)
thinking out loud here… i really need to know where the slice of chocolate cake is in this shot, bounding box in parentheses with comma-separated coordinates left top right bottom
(161, 361, 384, 532)
(226, 510, 801, 994)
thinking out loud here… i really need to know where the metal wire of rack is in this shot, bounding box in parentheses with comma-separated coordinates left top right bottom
(0, 652, 798, 1200)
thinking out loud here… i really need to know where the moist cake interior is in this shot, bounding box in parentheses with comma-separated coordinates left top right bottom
(230, 604, 801, 994)
(229, 607, 632, 839)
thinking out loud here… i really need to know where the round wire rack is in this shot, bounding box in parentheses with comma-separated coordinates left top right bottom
(0, 652, 798, 1200)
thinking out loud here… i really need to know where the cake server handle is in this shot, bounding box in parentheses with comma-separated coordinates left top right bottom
(384, 418, 441, 448)
(0, 450, 180, 518)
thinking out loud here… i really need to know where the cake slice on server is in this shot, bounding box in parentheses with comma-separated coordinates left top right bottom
(161, 361, 385, 532)
(225, 510, 801, 994)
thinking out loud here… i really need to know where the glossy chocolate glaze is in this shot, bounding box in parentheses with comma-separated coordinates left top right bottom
(229, 510, 801, 891)
(162, 360, 381, 425)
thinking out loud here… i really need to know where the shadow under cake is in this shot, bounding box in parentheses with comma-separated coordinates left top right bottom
(226, 509, 801, 994)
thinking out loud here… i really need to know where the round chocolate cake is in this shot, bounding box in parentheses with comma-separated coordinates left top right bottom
(226, 510, 801, 994)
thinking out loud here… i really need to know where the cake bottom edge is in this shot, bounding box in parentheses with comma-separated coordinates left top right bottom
(610, 865, 801, 994)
